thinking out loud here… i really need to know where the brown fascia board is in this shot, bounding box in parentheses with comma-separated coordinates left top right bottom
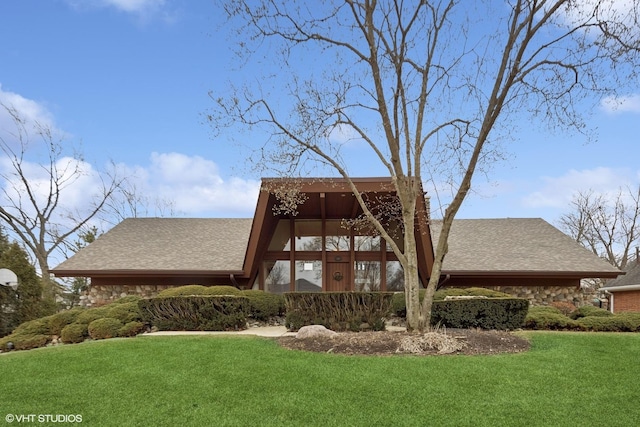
(260, 177, 397, 193)
(52, 269, 245, 278)
(441, 270, 623, 279)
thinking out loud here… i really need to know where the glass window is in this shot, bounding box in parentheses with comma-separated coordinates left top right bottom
(268, 220, 291, 251)
(354, 235, 380, 251)
(354, 261, 381, 291)
(295, 220, 322, 251)
(325, 220, 350, 251)
(295, 260, 322, 292)
(386, 261, 404, 291)
(264, 260, 290, 294)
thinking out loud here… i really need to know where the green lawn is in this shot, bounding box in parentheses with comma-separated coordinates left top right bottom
(0, 332, 638, 426)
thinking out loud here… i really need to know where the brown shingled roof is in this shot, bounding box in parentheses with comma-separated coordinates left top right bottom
(53, 218, 253, 274)
(430, 218, 620, 275)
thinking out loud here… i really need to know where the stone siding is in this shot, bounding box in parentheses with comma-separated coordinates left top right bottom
(479, 285, 601, 307)
(79, 284, 176, 307)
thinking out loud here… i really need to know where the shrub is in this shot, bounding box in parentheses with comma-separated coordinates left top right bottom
(523, 306, 581, 330)
(7, 334, 50, 351)
(104, 301, 142, 323)
(284, 292, 393, 332)
(431, 298, 529, 330)
(391, 287, 513, 318)
(12, 318, 50, 336)
(48, 308, 84, 336)
(139, 296, 249, 331)
(61, 323, 89, 344)
(434, 287, 512, 300)
(157, 285, 241, 297)
(241, 290, 285, 321)
(88, 318, 124, 340)
(575, 316, 636, 332)
(615, 312, 640, 331)
(391, 290, 426, 317)
(110, 295, 142, 304)
(550, 301, 577, 317)
(570, 305, 613, 319)
(76, 307, 111, 324)
(118, 321, 146, 337)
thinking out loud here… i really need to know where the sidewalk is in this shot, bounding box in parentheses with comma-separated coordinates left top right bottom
(141, 325, 406, 338)
(141, 326, 296, 338)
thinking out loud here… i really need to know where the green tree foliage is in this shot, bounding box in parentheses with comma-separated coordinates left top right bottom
(0, 227, 56, 337)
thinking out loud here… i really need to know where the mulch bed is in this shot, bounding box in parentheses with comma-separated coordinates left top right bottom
(277, 329, 530, 356)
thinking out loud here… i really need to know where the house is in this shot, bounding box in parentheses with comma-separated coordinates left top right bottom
(601, 259, 640, 313)
(52, 177, 621, 307)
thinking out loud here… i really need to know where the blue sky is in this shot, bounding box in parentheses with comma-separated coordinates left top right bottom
(0, 0, 638, 229)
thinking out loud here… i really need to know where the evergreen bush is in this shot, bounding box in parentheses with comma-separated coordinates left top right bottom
(118, 321, 146, 337)
(240, 290, 285, 321)
(570, 305, 613, 319)
(60, 323, 89, 344)
(432, 297, 529, 330)
(523, 306, 581, 330)
(157, 285, 241, 297)
(139, 296, 249, 331)
(88, 318, 124, 340)
(284, 292, 393, 331)
(48, 308, 85, 335)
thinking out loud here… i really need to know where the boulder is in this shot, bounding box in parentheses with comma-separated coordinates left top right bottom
(296, 325, 338, 339)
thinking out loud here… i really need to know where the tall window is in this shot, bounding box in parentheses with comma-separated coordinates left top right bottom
(325, 220, 349, 251)
(354, 261, 381, 291)
(295, 260, 322, 292)
(264, 260, 290, 294)
(295, 220, 322, 251)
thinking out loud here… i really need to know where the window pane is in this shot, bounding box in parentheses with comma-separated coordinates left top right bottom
(325, 220, 350, 251)
(354, 235, 380, 251)
(295, 260, 322, 292)
(268, 220, 291, 251)
(354, 261, 381, 291)
(264, 260, 290, 294)
(386, 261, 404, 291)
(295, 220, 322, 251)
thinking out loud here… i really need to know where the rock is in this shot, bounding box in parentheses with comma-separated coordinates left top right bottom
(296, 325, 337, 339)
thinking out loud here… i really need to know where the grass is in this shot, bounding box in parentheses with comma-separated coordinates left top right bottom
(0, 332, 639, 426)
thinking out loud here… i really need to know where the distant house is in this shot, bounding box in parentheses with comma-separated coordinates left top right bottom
(601, 260, 640, 313)
(52, 177, 621, 307)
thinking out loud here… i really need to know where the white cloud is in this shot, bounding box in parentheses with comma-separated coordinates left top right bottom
(119, 152, 261, 217)
(0, 84, 58, 135)
(101, 0, 166, 14)
(600, 94, 640, 114)
(521, 167, 637, 208)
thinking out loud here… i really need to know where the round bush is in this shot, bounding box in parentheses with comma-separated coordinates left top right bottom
(570, 305, 613, 320)
(105, 301, 142, 323)
(76, 306, 111, 324)
(523, 306, 581, 330)
(576, 316, 634, 332)
(118, 321, 146, 337)
(48, 308, 85, 335)
(61, 323, 89, 344)
(88, 318, 124, 340)
(110, 295, 142, 304)
(13, 318, 50, 336)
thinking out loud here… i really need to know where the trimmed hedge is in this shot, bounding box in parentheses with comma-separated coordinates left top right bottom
(157, 285, 241, 297)
(48, 308, 85, 335)
(241, 290, 285, 321)
(284, 292, 393, 332)
(118, 321, 146, 337)
(432, 297, 529, 330)
(391, 287, 512, 317)
(139, 296, 249, 331)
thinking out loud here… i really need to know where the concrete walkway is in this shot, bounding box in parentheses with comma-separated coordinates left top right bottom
(141, 325, 406, 338)
(141, 326, 296, 338)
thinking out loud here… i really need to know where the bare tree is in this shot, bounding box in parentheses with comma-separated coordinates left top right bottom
(211, 0, 640, 331)
(559, 186, 640, 270)
(0, 104, 123, 299)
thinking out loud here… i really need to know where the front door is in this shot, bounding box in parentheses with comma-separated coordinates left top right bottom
(326, 261, 350, 291)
